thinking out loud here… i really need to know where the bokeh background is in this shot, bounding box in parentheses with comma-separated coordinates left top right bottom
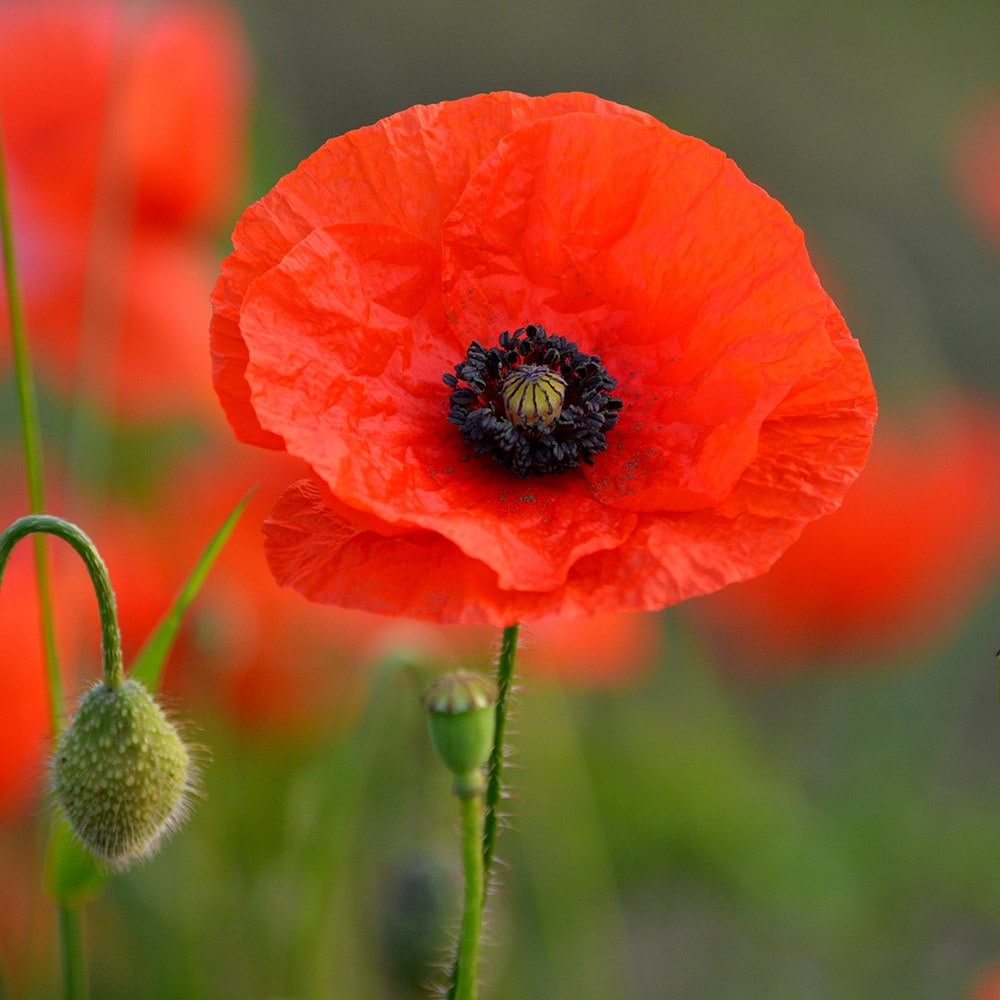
(2, 1, 1000, 998)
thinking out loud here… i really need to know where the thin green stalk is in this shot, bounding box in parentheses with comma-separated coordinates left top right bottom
(58, 904, 85, 1000)
(482, 623, 520, 878)
(0, 516, 124, 689)
(455, 792, 486, 1000)
(0, 119, 65, 731)
(446, 626, 520, 999)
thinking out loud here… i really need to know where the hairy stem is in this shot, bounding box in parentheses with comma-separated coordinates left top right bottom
(447, 624, 520, 999)
(0, 515, 124, 689)
(482, 623, 520, 879)
(455, 791, 486, 1000)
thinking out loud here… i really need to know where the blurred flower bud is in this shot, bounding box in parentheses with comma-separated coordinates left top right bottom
(377, 854, 456, 994)
(52, 678, 194, 869)
(422, 672, 496, 797)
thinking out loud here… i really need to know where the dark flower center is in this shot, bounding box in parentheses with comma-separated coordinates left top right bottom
(443, 324, 622, 477)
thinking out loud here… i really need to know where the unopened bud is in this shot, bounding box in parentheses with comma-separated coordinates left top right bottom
(52, 679, 195, 869)
(422, 671, 496, 797)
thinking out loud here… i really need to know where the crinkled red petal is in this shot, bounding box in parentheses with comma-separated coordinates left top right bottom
(211, 92, 651, 447)
(441, 112, 846, 511)
(264, 332, 873, 633)
(241, 223, 638, 590)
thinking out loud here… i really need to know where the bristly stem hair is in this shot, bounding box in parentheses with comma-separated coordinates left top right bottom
(483, 623, 520, 880)
(446, 623, 520, 999)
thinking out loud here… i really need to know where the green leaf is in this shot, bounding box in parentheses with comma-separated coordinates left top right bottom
(130, 487, 254, 691)
(44, 814, 106, 906)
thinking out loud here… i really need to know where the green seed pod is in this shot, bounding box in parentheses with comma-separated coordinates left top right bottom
(52, 678, 194, 869)
(422, 671, 497, 797)
(500, 364, 568, 427)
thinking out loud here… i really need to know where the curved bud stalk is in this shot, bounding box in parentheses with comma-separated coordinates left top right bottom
(0, 516, 123, 687)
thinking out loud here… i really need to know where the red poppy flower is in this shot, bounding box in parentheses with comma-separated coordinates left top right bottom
(211, 91, 877, 626)
(0, 0, 250, 418)
(691, 395, 1000, 668)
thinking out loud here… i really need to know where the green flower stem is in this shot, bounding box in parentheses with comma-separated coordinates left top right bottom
(0, 515, 124, 689)
(455, 790, 486, 1000)
(446, 625, 520, 1000)
(0, 121, 65, 733)
(482, 623, 520, 879)
(58, 902, 85, 1000)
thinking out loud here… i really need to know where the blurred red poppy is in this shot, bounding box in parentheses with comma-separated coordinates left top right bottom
(0, 0, 249, 232)
(691, 395, 1000, 668)
(515, 612, 660, 686)
(0, 559, 61, 821)
(211, 91, 877, 626)
(971, 966, 1000, 1000)
(954, 94, 1000, 249)
(0, 0, 250, 418)
(20, 232, 225, 417)
(176, 467, 373, 733)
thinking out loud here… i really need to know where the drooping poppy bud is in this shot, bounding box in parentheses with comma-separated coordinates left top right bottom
(52, 678, 194, 869)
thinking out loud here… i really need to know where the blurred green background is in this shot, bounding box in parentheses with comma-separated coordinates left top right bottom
(4, 1, 1000, 998)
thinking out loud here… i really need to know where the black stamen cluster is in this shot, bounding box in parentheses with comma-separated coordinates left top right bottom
(443, 324, 622, 477)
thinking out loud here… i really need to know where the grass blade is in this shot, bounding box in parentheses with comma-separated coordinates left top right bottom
(130, 487, 254, 690)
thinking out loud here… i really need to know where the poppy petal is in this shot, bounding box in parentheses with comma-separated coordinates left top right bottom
(441, 112, 847, 512)
(212, 91, 651, 447)
(241, 224, 639, 591)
